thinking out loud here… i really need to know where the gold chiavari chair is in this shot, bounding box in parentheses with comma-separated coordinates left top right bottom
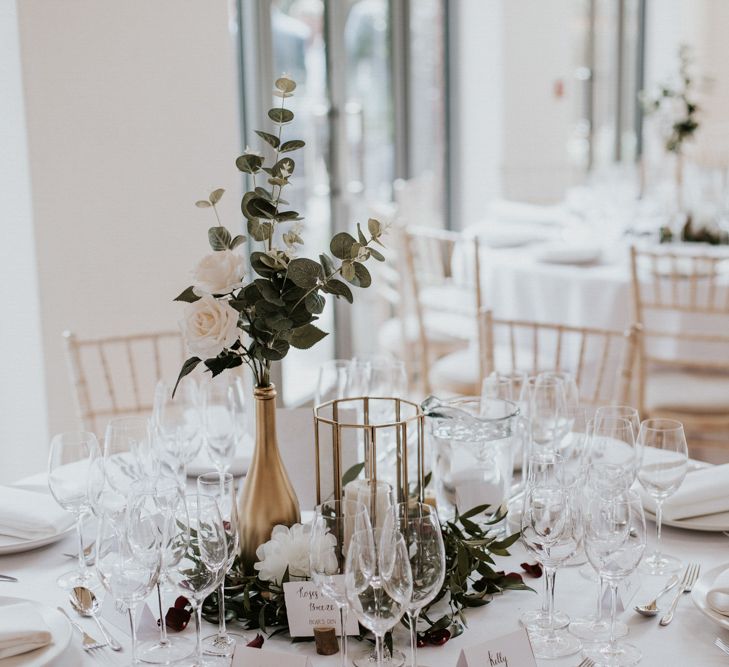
(630, 245, 729, 438)
(402, 226, 482, 394)
(63, 330, 187, 435)
(477, 309, 641, 408)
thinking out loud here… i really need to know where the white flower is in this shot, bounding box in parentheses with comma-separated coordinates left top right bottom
(180, 294, 239, 360)
(254, 524, 315, 585)
(191, 249, 245, 295)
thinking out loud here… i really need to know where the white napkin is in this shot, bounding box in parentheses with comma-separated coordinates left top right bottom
(640, 464, 729, 521)
(0, 603, 52, 659)
(707, 569, 729, 616)
(0, 486, 74, 540)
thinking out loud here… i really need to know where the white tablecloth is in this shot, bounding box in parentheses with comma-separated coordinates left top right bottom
(2, 498, 729, 665)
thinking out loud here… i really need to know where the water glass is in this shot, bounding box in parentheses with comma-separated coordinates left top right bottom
(637, 419, 688, 575)
(587, 416, 639, 483)
(48, 431, 101, 589)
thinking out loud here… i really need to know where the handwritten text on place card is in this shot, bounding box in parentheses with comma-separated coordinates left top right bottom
(456, 627, 536, 667)
(232, 646, 312, 667)
(283, 577, 359, 637)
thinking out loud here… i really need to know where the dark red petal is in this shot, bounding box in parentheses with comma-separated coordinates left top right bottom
(505, 571, 524, 582)
(416, 634, 427, 648)
(425, 629, 451, 646)
(520, 562, 543, 578)
(247, 634, 265, 648)
(174, 596, 191, 610)
(165, 606, 192, 632)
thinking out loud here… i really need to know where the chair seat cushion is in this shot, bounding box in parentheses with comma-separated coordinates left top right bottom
(645, 370, 729, 414)
(428, 347, 480, 396)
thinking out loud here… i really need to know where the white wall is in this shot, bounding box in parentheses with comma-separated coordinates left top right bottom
(16, 0, 242, 451)
(0, 0, 48, 483)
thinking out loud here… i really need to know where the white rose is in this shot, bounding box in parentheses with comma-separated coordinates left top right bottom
(191, 249, 245, 295)
(180, 294, 239, 360)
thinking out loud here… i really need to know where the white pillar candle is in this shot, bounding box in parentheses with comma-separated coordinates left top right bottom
(343, 479, 393, 545)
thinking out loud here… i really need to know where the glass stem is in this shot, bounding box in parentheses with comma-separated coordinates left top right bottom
(76, 512, 87, 578)
(655, 499, 664, 563)
(595, 575, 604, 622)
(609, 583, 618, 652)
(408, 609, 420, 667)
(339, 604, 349, 667)
(129, 603, 139, 665)
(157, 582, 169, 645)
(195, 603, 203, 664)
(218, 581, 227, 638)
(544, 565, 557, 638)
(375, 633, 384, 667)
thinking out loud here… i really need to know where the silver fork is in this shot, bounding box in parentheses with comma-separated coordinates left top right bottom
(715, 636, 729, 656)
(577, 658, 596, 667)
(57, 607, 107, 651)
(659, 562, 700, 626)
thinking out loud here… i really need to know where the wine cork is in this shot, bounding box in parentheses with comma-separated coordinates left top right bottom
(313, 626, 339, 655)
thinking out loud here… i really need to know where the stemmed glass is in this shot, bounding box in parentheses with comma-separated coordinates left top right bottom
(583, 490, 647, 666)
(96, 500, 162, 665)
(521, 376, 570, 452)
(202, 378, 241, 474)
(133, 479, 194, 664)
(520, 454, 582, 657)
(588, 416, 639, 483)
(153, 378, 203, 483)
(197, 472, 240, 656)
(315, 360, 355, 405)
(593, 405, 640, 442)
(481, 371, 527, 404)
(538, 371, 580, 409)
(310, 498, 371, 667)
(637, 419, 688, 575)
(390, 502, 446, 667)
(345, 528, 413, 667)
(48, 431, 101, 589)
(569, 463, 631, 641)
(167, 494, 228, 667)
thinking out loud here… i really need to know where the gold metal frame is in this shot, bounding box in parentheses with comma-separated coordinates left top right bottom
(313, 396, 426, 507)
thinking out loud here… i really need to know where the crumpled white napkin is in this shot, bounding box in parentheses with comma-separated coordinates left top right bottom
(707, 569, 729, 617)
(0, 486, 74, 540)
(640, 463, 729, 521)
(0, 602, 52, 659)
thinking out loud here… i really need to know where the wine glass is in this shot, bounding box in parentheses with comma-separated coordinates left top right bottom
(480, 370, 527, 404)
(538, 371, 580, 408)
(315, 360, 355, 405)
(390, 502, 446, 667)
(153, 378, 203, 483)
(131, 478, 194, 664)
(570, 462, 631, 641)
(345, 528, 413, 667)
(103, 417, 158, 508)
(48, 431, 101, 589)
(202, 378, 241, 474)
(197, 472, 240, 656)
(96, 503, 162, 665)
(521, 375, 570, 452)
(520, 455, 582, 658)
(588, 416, 639, 483)
(583, 490, 647, 666)
(167, 494, 227, 667)
(593, 405, 640, 441)
(637, 419, 688, 575)
(310, 499, 372, 667)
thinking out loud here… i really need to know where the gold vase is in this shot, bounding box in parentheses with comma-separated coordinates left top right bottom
(237, 383, 300, 571)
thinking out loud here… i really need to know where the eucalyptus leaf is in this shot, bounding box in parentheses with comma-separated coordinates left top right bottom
(230, 234, 247, 250)
(287, 257, 322, 289)
(330, 232, 356, 260)
(304, 292, 325, 314)
(272, 158, 295, 177)
(321, 278, 353, 303)
(195, 200, 211, 208)
(236, 154, 263, 174)
(289, 323, 327, 349)
(280, 139, 305, 153)
(174, 286, 200, 303)
(341, 261, 355, 281)
(247, 219, 273, 242)
(268, 108, 294, 124)
(367, 218, 382, 237)
(254, 130, 280, 149)
(208, 226, 232, 252)
(275, 210, 301, 222)
(341, 462, 365, 486)
(275, 77, 296, 93)
(369, 247, 385, 261)
(356, 223, 367, 245)
(209, 188, 225, 205)
(319, 253, 336, 277)
(247, 197, 277, 219)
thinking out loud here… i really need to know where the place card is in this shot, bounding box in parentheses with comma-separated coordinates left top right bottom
(456, 627, 536, 667)
(283, 577, 359, 637)
(100, 595, 157, 640)
(232, 646, 312, 667)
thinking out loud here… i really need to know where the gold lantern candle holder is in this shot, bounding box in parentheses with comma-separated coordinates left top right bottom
(313, 396, 426, 521)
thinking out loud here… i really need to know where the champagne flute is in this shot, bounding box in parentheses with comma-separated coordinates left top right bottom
(96, 503, 162, 665)
(520, 455, 582, 658)
(202, 378, 241, 474)
(197, 472, 240, 656)
(345, 528, 413, 667)
(48, 431, 100, 589)
(391, 503, 446, 667)
(637, 419, 688, 575)
(132, 479, 194, 664)
(167, 494, 227, 667)
(310, 499, 371, 667)
(583, 490, 647, 666)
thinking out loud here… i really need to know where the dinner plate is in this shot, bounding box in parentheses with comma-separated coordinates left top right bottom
(643, 508, 729, 532)
(0, 525, 75, 556)
(0, 597, 72, 666)
(692, 563, 729, 631)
